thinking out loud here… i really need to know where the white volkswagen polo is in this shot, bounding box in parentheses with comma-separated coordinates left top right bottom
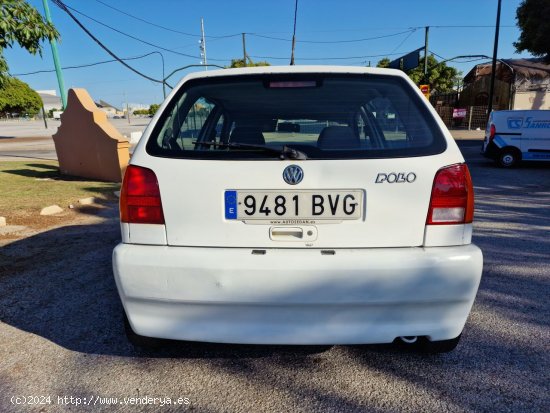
(113, 66, 483, 352)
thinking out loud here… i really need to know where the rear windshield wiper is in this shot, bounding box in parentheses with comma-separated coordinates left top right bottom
(192, 141, 308, 160)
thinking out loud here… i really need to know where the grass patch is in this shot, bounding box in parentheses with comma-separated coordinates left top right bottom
(0, 161, 119, 219)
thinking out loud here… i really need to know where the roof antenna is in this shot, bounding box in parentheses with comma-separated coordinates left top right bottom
(290, 0, 298, 65)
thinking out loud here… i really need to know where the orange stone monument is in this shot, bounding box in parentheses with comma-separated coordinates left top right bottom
(53, 88, 130, 182)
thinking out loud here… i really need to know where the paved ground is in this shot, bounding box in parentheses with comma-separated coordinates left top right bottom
(0, 118, 149, 138)
(0, 119, 148, 161)
(0, 119, 486, 161)
(0, 142, 548, 412)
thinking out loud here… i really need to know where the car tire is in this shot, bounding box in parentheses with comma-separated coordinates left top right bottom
(123, 313, 164, 349)
(497, 148, 520, 168)
(396, 334, 461, 353)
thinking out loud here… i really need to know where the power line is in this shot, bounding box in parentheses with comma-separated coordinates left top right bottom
(428, 25, 514, 28)
(93, 0, 241, 39)
(11, 52, 163, 76)
(250, 52, 405, 61)
(248, 29, 417, 44)
(56, 1, 230, 62)
(389, 29, 417, 54)
(429, 50, 447, 60)
(59, 1, 196, 59)
(239, 25, 516, 35)
(51, 0, 163, 84)
(93, 0, 197, 37)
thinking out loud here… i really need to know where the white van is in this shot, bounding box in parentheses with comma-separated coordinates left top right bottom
(482, 110, 550, 167)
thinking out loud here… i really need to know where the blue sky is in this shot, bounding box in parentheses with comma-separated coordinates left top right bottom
(4, 0, 532, 107)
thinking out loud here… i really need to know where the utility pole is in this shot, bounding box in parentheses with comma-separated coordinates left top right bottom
(123, 92, 130, 124)
(200, 18, 208, 70)
(290, 0, 298, 65)
(242, 33, 247, 66)
(42, 0, 67, 109)
(487, 0, 502, 120)
(424, 26, 429, 84)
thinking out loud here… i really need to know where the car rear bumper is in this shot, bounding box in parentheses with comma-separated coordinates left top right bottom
(113, 244, 483, 345)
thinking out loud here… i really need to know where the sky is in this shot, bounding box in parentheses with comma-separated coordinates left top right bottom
(4, 0, 533, 107)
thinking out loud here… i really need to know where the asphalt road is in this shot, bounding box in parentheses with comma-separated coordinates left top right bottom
(0, 120, 486, 162)
(0, 142, 548, 412)
(0, 119, 148, 161)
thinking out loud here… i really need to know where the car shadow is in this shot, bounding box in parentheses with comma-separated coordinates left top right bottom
(0, 214, 335, 359)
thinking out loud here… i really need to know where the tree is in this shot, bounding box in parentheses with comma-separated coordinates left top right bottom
(514, 0, 550, 61)
(0, 0, 59, 84)
(148, 104, 160, 116)
(376, 58, 390, 68)
(376, 55, 460, 93)
(407, 55, 460, 93)
(0, 77, 42, 116)
(227, 58, 270, 68)
(48, 107, 60, 118)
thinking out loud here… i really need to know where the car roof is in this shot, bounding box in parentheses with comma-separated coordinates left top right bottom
(175, 65, 410, 88)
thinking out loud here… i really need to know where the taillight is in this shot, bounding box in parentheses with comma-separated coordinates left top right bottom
(426, 164, 474, 225)
(120, 165, 165, 224)
(489, 124, 496, 141)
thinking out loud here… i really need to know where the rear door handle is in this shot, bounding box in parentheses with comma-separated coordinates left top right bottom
(269, 226, 318, 242)
(270, 227, 303, 239)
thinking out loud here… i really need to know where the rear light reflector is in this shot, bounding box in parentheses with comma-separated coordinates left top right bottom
(120, 165, 165, 224)
(426, 164, 474, 225)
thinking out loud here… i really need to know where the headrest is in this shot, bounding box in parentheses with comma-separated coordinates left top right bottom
(230, 127, 265, 145)
(317, 126, 360, 149)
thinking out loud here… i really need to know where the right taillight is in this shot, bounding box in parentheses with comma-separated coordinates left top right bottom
(426, 163, 474, 225)
(489, 124, 496, 141)
(120, 165, 165, 224)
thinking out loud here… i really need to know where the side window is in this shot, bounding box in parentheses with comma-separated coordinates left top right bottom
(369, 97, 408, 146)
(179, 98, 216, 148)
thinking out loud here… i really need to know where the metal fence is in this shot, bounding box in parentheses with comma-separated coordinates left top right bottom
(432, 105, 498, 130)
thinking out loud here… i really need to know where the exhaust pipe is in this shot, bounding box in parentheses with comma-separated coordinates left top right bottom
(399, 336, 418, 344)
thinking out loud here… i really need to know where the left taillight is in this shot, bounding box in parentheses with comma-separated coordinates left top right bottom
(120, 165, 165, 224)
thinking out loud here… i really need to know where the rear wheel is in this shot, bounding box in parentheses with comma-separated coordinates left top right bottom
(123, 313, 164, 349)
(497, 148, 520, 168)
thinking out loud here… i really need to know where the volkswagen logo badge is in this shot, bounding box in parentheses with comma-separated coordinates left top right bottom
(283, 165, 304, 185)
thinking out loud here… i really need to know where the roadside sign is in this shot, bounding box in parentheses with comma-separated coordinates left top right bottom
(420, 84, 430, 99)
(389, 47, 423, 71)
(453, 108, 467, 119)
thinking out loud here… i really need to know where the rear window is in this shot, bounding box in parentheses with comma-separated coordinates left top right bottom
(146, 74, 446, 160)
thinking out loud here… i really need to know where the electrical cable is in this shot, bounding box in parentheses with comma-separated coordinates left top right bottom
(52, 0, 164, 83)
(55, 0, 230, 62)
(93, 0, 241, 39)
(249, 29, 417, 44)
(389, 29, 417, 54)
(11, 52, 162, 76)
(249, 52, 405, 61)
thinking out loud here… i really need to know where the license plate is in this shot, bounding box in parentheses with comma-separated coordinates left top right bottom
(225, 190, 363, 220)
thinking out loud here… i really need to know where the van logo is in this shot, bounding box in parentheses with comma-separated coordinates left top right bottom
(507, 118, 523, 129)
(283, 165, 304, 185)
(375, 172, 416, 183)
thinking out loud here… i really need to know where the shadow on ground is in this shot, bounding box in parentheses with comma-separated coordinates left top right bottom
(2, 162, 111, 182)
(0, 144, 548, 412)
